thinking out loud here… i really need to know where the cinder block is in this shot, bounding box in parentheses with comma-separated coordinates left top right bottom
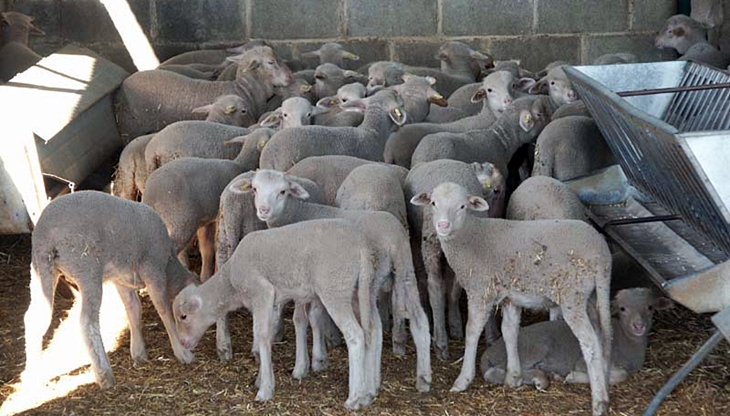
(584, 34, 678, 64)
(60, 0, 150, 44)
(631, 1, 676, 31)
(251, 0, 340, 40)
(347, 0, 437, 38)
(12, 0, 61, 40)
(488, 35, 581, 73)
(443, 0, 534, 36)
(393, 39, 484, 68)
(156, 0, 245, 43)
(537, 0, 628, 34)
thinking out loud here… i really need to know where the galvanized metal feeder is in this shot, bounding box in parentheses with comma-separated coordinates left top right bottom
(565, 61, 730, 416)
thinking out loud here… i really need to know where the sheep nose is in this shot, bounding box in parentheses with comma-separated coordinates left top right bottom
(437, 221, 450, 231)
(567, 90, 577, 100)
(259, 206, 270, 215)
(632, 323, 645, 334)
(504, 97, 513, 105)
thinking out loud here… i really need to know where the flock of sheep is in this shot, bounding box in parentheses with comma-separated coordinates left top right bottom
(11, 9, 726, 416)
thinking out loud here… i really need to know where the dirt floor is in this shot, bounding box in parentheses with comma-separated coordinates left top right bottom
(1, 233, 730, 416)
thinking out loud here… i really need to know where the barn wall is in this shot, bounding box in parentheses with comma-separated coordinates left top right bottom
(9, 0, 677, 73)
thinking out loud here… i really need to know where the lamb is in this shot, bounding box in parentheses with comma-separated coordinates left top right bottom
(157, 64, 214, 80)
(531, 115, 616, 181)
(383, 70, 529, 168)
(232, 170, 431, 392)
(259, 88, 408, 171)
(300, 42, 360, 69)
(141, 130, 268, 280)
(655, 14, 730, 69)
(335, 163, 410, 228)
(173, 219, 379, 409)
(473, 161, 507, 219)
(259, 96, 320, 129)
(313, 62, 368, 99)
(158, 42, 260, 66)
(506, 176, 587, 222)
(116, 45, 292, 142)
(23, 191, 198, 389)
(262, 73, 316, 113)
(403, 160, 498, 359)
(1, 11, 45, 46)
(481, 288, 672, 389)
(529, 65, 579, 106)
(191, 94, 253, 127)
(213, 173, 325, 361)
(143, 121, 250, 175)
(410, 95, 555, 178)
(112, 133, 155, 201)
(313, 82, 367, 127)
(410, 182, 612, 416)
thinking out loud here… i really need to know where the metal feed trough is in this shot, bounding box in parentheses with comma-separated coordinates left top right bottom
(564, 61, 730, 416)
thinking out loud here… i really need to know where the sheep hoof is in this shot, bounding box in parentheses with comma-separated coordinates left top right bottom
(97, 372, 116, 390)
(505, 373, 523, 387)
(483, 367, 505, 384)
(255, 389, 273, 402)
(449, 325, 464, 340)
(450, 377, 469, 392)
(392, 342, 406, 356)
(593, 400, 609, 416)
(344, 395, 366, 410)
(177, 349, 195, 364)
(312, 357, 328, 372)
(436, 346, 450, 361)
(132, 352, 149, 364)
(416, 376, 431, 393)
(291, 366, 308, 380)
(217, 348, 232, 362)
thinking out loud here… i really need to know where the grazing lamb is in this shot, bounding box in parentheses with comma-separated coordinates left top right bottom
(191, 94, 254, 127)
(404, 160, 498, 359)
(142, 130, 269, 280)
(232, 170, 431, 392)
(112, 133, 155, 201)
(173, 219, 379, 409)
(313, 62, 368, 99)
(116, 46, 292, 142)
(482, 288, 672, 389)
(410, 95, 555, 178)
(531, 115, 616, 181)
(336, 163, 410, 228)
(300, 42, 360, 69)
(384, 70, 526, 168)
(410, 182, 612, 416)
(259, 88, 408, 171)
(23, 191, 198, 389)
(655, 14, 730, 68)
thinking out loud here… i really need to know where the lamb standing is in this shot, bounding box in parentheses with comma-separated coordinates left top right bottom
(173, 219, 379, 410)
(23, 191, 198, 389)
(410, 182, 612, 416)
(655, 14, 730, 68)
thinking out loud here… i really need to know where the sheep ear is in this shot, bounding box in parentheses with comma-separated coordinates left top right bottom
(528, 79, 548, 95)
(410, 192, 431, 206)
(341, 51, 360, 61)
(436, 51, 449, 61)
(316, 96, 341, 109)
(519, 110, 535, 132)
(514, 77, 537, 92)
(228, 177, 255, 194)
(389, 107, 407, 126)
(246, 59, 262, 71)
(224, 105, 238, 115)
(299, 83, 313, 93)
(223, 135, 248, 146)
(226, 54, 245, 64)
(428, 91, 448, 107)
(467, 195, 489, 211)
(286, 180, 310, 200)
(653, 297, 674, 311)
(340, 98, 367, 113)
(672, 26, 685, 37)
(470, 88, 487, 103)
(179, 296, 202, 315)
(29, 20, 45, 36)
(425, 76, 437, 86)
(260, 110, 282, 128)
(301, 50, 321, 59)
(191, 104, 213, 115)
(343, 70, 360, 80)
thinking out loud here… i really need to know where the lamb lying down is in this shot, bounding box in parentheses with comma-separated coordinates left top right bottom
(481, 288, 672, 389)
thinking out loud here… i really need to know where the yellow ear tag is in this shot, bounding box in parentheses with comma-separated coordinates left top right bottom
(257, 140, 267, 151)
(240, 182, 251, 191)
(394, 108, 402, 118)
(225, 105, 236, 114)
(482, 179, 492, 190)
(301, 85, 312, 92)
(330, 99, 337, 106)
(524, 113, 532, 123)
(434, 93, 443, 100)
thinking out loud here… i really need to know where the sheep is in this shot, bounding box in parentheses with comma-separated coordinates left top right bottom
(191, 94, 254, 127)
(473, 161, 507, 219)
(404, 160, 498, 359)
(313, 82, 367, 127)
(335, 163, 410, 228)
(263, 73, 316, 113)
(143, 121, 250, 176)
(112, 133, 155, 201)
(158, 42, 262, 66)
(384, 70, 527, 168)
(0, 40, 42, 82)
(529, 65, 579, 106)
(259, 88, 408, 171)
(531, 115, 616, 181)
(410, 182, 612, 416)
(592, 53, 639, 65)
(157, 64, 215, 80)
(116, 46, 292, 142)
(141, 129, 270, 279)
(213, 173, 326, 361)
(231, 170, 431, 392)
(506, 176, 587, 222)
(259, 96, 320, 129)
(481, 288, 673, 389)
(410, 95, 555, 178)
(655, 15, 730, 69)
(23, 191, 198, 389)
(1, 11, 45, 46)
(313, 62, 368, 99)
(300, 42, 360, 69)
(173, 218, 379, 409)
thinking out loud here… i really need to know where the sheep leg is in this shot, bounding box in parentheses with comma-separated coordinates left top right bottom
(291, 301, 310, 380)
(561, 302, 609, 416)
(78, 277, 116, 389)
(196, 222, 217, 281)
(365, 295, 383, 398)
(308, 299, 329, 372)
(502, 301, 524, 387)
(114, 285, 147, 362)
(215, 315, 233, 361)
(484, 312, 500, 347)
(319, 296, 368, 410)
(446, 269, 464, 339)
(253, 301, 276, 402)
(401, 272, 432, 392)
(451, 294, 489, 392)
(390, 290, 408, 356)
(423, 237, 449, 360)
(143, 269, 194, 364)
(22, 262, 58, 384)
(273, 302, 286, 343)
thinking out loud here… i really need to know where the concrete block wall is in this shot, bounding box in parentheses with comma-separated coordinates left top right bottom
(7, 0, 678, 73)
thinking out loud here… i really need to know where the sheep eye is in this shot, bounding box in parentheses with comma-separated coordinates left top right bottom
(648, 305, 653, 311)
(180, 314, 187, 321)
(460, 205, 466, 210)
(280, 190, 286, 195)
(268, 61, 275, 65)
(430, 201, 436, 206)
(241, 109, 247, 114)
(252, 187, 257, 193)
(619, 307, 626, 312)
(487, 88, 493, 93)
(550, 81, 555, 86)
